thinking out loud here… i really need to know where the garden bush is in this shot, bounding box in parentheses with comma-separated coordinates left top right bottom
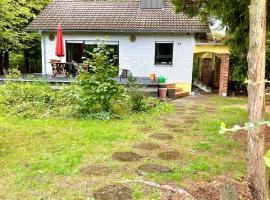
(127, 74, 149, 112)
(77, 42, 125, 113)
(0, 41, 171, 120)
(0, 81, 81, 118)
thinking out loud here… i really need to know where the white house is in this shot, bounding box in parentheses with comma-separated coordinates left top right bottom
(26, 0, 209, 92)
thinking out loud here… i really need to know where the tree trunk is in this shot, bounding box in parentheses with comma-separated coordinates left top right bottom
(0, 52, 3, 75)
(247, 0, 268, 199)
(24, 50, 30, 73)
(3, 51, 9, 74)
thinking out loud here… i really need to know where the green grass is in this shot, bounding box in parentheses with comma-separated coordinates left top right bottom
(0, 95, 250, 199)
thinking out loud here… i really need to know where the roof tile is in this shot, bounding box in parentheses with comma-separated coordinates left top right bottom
(25, 0, 209, 33)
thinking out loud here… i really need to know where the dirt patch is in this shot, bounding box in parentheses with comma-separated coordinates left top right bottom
(112, 152, 143, 162)
(80, 165, 110, 176)
(158, 151, 180, 160)
(181, 116, 197, 120)
(138, 127, 153, 133)
(132, 120, 146, 125)
(138, 164, 173, 173)
(93, 184, 133, 200)
(172, 128, 186, 133)
(233, 130, 247, 142)
(184, 119, 198, 124)
(191, 175, 250, 200)
(133, 142, 160, 150)
(149, 133, 173, 140)
(193, 185, 220, 200)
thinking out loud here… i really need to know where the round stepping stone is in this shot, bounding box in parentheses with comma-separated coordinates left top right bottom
(158, 151, 180, 160)
(138, 164, 173, 173)
(80, 165, 110, 176)
(112, 152, 142, 162)
(138, 127, 153, 132)
(149, 133, 173, 140)
(93, 184, 133, 200)
(132, 142, 160, 150)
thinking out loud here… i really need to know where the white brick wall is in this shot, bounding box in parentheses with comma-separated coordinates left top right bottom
(41, 32, 195, 84)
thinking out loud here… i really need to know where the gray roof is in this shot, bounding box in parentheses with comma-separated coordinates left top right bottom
(25, 0, 209, 33)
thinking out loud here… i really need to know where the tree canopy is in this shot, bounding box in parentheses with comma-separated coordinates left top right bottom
(172, 0, 270, 81)
(0, 0, 51, 53)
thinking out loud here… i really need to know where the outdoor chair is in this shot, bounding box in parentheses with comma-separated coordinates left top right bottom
(119, 69, 129, 82)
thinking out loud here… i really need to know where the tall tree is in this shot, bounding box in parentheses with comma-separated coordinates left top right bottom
(0, 0, 51, 73)
(172, 0, 269, 199)
(248, 1, 267, 199)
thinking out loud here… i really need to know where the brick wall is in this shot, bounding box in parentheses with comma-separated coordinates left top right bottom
(218, 53, 230, 96)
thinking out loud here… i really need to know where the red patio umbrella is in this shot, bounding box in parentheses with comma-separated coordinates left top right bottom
(55, 23, 65, 58)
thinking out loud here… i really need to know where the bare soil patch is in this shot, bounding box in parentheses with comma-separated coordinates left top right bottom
(180, 115, 197, 120)
(149, 133, 173, 140)
(158, 151, 181, 160)
(172, 128, 186, 133)
(191, 176, 250, 200)
(93, 184, 133, 200)
(112, 152, 143, 162)
(232, 130, 247, 142)
(133, 142, 160, 150)
(164, 123, 179, 129)
(138, 127, 153, 133)
(138, 164, 173, 173)
(184, 119, 198, 124)
(80, 165, 110, 176)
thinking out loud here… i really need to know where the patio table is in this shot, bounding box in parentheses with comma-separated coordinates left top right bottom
(51, 62, 78, 77)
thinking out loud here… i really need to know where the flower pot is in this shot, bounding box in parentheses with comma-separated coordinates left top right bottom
(159, 88, 167, 100)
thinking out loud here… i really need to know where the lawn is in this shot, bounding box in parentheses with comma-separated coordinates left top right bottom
(0, 95, 252, 199)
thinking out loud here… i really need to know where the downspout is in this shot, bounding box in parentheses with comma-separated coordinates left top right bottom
(40, 31, 47, 78)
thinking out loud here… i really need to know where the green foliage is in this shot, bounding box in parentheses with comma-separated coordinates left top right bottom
(127, 74, 146, 112)
(171, 0, 270, 81)
(0, 81, 81, 118)
(264, 151, 270, 168)
(9, 52, 24, 68)
(77, 42, 124, 113)
(6, 67, 21, 79)
(110, 96, 132, 116)
(0, 0, 51, 52)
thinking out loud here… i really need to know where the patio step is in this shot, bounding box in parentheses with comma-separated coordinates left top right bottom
(175, 91, 190, 98)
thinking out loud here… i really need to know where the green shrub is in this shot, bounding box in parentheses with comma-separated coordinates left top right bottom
(77, 41, 124, 113)
(110, 95, 132, 116)
(0, 81, 81, 118)
(127, 74, 146, 112)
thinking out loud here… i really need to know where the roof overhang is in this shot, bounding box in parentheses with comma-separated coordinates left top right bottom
(194, 43, 230, 54)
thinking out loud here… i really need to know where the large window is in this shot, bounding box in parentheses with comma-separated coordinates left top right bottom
(66, 40, 119, 65)
(155, 42, 173, 65)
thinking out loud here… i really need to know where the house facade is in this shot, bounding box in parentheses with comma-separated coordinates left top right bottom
(26, 0, 209, 92)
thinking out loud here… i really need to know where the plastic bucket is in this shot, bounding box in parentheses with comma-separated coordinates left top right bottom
(159, 88, 167, 100)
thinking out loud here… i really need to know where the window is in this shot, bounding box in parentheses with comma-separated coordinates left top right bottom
(155, 42, 173, 65)
(140, 0, 163, 9)
(66, 40, 119, 65)
(66, 41, 84, 63)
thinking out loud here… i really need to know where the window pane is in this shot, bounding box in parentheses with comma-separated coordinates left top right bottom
(84, 44, 119, 66)
(66, 41, 119, 65)
(66, 43, 84, 63)
(155, 43, 173, 65)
